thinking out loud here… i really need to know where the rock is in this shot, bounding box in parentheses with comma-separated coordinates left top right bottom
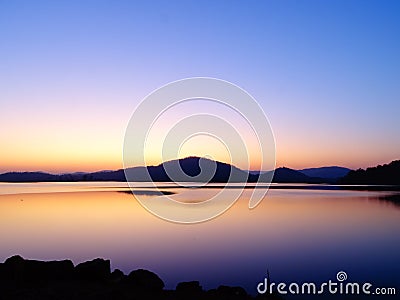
(175, 280, 203, 299)
(1, 255, 74, 285)
(125, 269, 164, 291)
(176, 280, 203, 294)
(3, 255, 24, 278)
(75, 258, 111, 281)
(209, 285, 248, 300)
(110, 268, 125, 282)
(0, 262, 4, 281)
(0, 256, 265, 299)
(25, 259, 74, 282)
(2, 255, 25, 285)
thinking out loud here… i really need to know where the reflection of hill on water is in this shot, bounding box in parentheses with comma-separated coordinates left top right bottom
(379, 193, 400, 208)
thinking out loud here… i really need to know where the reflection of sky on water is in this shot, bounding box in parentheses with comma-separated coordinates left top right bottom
(0, 183, 399, 296)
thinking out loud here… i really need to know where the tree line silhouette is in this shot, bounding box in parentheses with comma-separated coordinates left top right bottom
(339, 160, 400, 185)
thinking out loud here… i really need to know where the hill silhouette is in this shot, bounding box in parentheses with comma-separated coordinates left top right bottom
(261, 167, 319, 183)
(0, 157, 343, 184)
(299, 166, 351, 179)
(339, 160, 400, 185)
(125, 157, 253, 183)
(0, 172, 59, 182)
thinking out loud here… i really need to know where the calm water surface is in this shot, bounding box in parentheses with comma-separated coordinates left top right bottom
(0, 182, 399, 297)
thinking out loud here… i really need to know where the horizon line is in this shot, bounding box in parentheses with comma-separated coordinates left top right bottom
(1, 154, 385, 176)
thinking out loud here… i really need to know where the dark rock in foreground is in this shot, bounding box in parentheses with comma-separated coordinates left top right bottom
(1, 255, 74, 285)
(124, 268, 164, 291)
(75, 258, 110, 281)
(0, 256, 284, 300)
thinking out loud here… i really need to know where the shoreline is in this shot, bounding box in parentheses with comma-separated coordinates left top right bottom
(1, 181, 400, 192)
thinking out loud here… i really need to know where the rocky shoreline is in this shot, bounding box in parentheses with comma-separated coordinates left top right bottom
(0, 256, 283, 300)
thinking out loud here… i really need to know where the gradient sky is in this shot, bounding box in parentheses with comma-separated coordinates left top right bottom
(0, 0, 399, 173)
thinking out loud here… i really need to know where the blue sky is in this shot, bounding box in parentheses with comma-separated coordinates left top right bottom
(0, 0, 399, 172)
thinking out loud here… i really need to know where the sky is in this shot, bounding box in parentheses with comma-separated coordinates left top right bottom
(0, 0, 399, 173)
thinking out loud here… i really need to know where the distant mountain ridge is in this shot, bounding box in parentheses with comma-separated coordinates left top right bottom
(299, 166, 351, 179)
(266, 167, 317, 183)
(0, 157, 355, 183)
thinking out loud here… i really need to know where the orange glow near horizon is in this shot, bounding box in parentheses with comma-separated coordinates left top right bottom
(1, 1, 399, 176)
(1, 108, 398, 173)
(1, 120, 395, 173)
(2, 150, 399, 174)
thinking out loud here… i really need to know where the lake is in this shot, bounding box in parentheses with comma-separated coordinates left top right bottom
(0, 182, 399, 298)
